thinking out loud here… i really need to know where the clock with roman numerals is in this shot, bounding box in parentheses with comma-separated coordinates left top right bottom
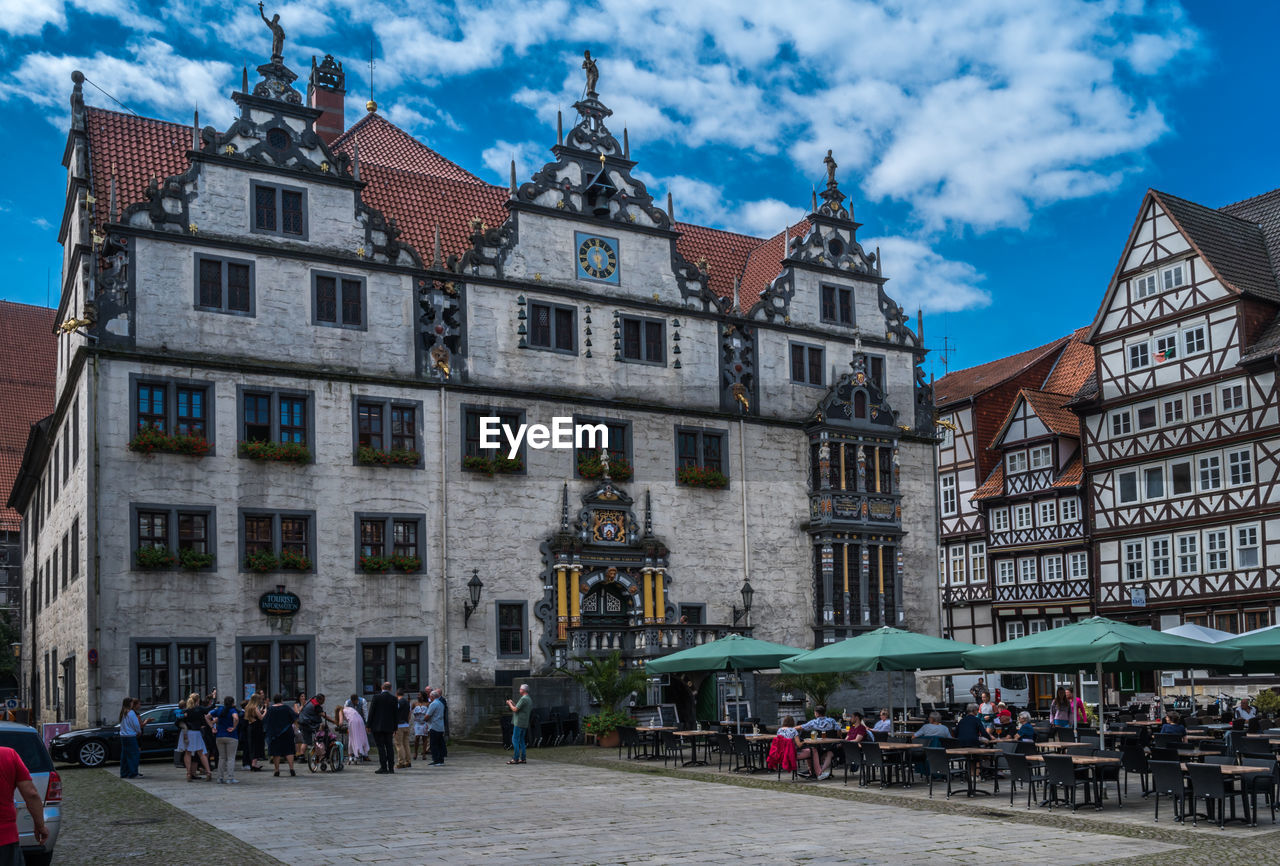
(575, 232, 619, 283)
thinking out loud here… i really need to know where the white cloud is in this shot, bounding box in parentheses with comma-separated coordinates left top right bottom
(31, 217, 52, 230)
(635, 170, 806, 238)
(865, 236, 990, 315)
(482, 139, 545, 185)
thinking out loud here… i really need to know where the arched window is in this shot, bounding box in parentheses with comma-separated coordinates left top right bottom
(853, 391, 867, 419)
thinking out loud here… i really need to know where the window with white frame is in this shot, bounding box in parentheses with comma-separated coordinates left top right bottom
(1006, 621, 1026, 641)
(1136, 403, 1158, 430)
(940, 474, 958, 516)
(1051, 616, 1072, 629)
(1006, 451, 1028, 474)
(1149, 536, 1171, 578)
(990, 508, 1010, 532)
(1228, 448, 1253, 486)
(1018, 558, 1037, 583)
(1183, 325, 1206, 355)
(1123, 540, 1145, 581)
(1176, 533, 1199, 576)
(1163, 397, 1183, 425)
(1221, 384, 1244, 412)
(1204, 529, 1229, 572)
(1118, 470, 1139, 504)
(1043, 555, 1063, 581)
(1161, 263, 1185, 291)
(1111, 410, 1132, 437)
(1190, 390, 1213, 419)
(1127, 342, 1150, 371)
(1153, 333, 1178, 363)
(1068, 551, 1088, 580)
(1014, 504, 1032, 530)
(938, 548, 946, 586)
(949, 545, 966, 584)
(1198, 454, 1221, 491)
(1134, 272, 1158, 299)
(1038, 500, 1057, 526)
(969, 542, 987, 583)
(1143, 465, 1164, 500)
(1029, 445, 1052, 470)
(997, 561, 1015, 586)
(1060, 497, 1080, 523)
(1170, 459, 1193, 495)
(1028, 620, 1048, 635)
(1235, 524, 1260, 568)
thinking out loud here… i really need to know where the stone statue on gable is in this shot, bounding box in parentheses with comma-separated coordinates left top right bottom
(259, 2, 286, 62)
(582, 49, 599, 96)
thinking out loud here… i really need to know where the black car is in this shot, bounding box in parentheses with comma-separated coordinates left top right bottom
(49, 704, 183, 767)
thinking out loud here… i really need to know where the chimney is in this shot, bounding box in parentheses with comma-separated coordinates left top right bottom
(308, 54, 346, 145)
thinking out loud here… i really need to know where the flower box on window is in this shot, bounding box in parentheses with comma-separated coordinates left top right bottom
(244, 551, 279, 573)
(360, 553, 421, 574)
(462, 455, 524, 476)
(128, 427, 211, 457)
(136, 545, 177, 569)
(577, 454, 633, 481)
(677, 465, 729, 489)
(238, 440, 311, 464)
(279, 549, 312, 570)
(178, 549, 215, 570)
(356, 446, 420, 467)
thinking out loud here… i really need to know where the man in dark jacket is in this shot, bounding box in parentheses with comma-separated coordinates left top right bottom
(395, 688, 412, 768)
(367, 682, 398, 774)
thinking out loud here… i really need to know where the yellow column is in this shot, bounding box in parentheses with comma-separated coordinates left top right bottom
(839, 443, 847, 490)
(654, 569, 666, 623)
(570, 566, 582, 626)
(873, 447, 882, 493)
(877, 546, 885, 595)
(842, 544, 850, 595)
(642, 568, 654, 623)
(556, 565, 568, 640)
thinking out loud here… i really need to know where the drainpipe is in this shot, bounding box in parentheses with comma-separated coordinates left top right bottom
(88, 355, 100, 725)
(439, 387, 450, 692)
(738, 417, 749, 629)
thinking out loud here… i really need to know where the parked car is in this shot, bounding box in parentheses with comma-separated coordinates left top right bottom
(0, 721, 62, 866)
(48, 704, 183, 767)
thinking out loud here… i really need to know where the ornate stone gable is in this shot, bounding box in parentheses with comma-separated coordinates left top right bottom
(813, 347, 900, 431)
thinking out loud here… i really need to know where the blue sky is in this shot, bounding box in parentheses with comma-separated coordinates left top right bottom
(0, 1, 1274, 377)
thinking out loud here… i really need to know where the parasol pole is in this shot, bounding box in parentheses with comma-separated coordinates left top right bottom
(887, 670, 893, 730)
(1074, 670, 1081, 739)
(1096, 661, 1105, 741)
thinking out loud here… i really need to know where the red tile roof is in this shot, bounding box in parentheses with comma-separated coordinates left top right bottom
(332, 113, 481, 183)
(972, 464, 1004, 501)
(1020, 389, 1082, 439)
(673, 222, 763, 307)
(0, 302, 57, 531)
(740, 221, 812, 310)
(934, 335, 1070, 406)
(85, 107, 192, 229)
(1053, 454, 1084, 488)
(1041, 327, 1094, 395)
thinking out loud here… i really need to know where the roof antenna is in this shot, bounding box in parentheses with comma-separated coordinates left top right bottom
(366, 39, 378, 112)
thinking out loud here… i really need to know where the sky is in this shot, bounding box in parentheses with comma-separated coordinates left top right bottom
(0, 0, 1276, 377)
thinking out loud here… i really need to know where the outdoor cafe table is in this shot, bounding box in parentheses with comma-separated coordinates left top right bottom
(945, 747, 1001, 798)
(1038, 741, 1093, 752)
(1026, 754, 1122, 810)
(634, 726, 677, 761)
(1180, 763, 1270, 826)
(670, 730, 712, 766)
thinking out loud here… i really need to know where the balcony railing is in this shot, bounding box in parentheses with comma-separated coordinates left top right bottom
(808, 492, 901, 529)
(565, 622, 750, 663)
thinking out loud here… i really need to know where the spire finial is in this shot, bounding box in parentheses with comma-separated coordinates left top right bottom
(366, 38, 377, 112)
(557, 110, 563, 146)
(560, 483, 570, 532)
(431, 225, 442, 269)
(732, 276, 741, 314)
(352, 138, 360, 181)
(242, 66, 249, 93)
(623, 127, 629, 160)
(192, 110, 199, 150)
(509, 159, 517, 196)
(666, 191, 674, 221)
(812, 187, 818, 213)
(643, 489, 653, 537)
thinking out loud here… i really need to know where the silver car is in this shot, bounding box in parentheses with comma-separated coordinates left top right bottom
(0, 722, 62, 866)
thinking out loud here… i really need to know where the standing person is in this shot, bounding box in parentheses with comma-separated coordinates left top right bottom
(118, 697, 147, 779)
(438, 688, 449, 760)
(1049, 686, 1073, 729)
(241, 693, 264, 772)
(342, 694, 370, 763)
(506, 684, 532, 765)
(0, 743, 49, 863)
(1063, 687, 1089, 726)
(425, 689, 446, 766)
(970, 678, 986, 706)
(182, 693, 213, 782)
(201, 693, 219, 770)
(394, 688, 412, 768)
(411, 692, 430, 761)
(263, 693, 298, 777)
(293, 691, 308, 760)
(210, 696, 241, 784)
(368, 682, 398, 774)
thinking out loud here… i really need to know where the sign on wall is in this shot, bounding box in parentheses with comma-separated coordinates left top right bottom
(259, 590, 301, 616)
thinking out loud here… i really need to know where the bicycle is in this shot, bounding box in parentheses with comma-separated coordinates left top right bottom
(306, 722, 346, 773)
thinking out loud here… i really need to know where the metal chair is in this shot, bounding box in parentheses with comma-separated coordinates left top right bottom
(1240, 757, 1278, 824)
(729, 734, 757, 773)
(1094, 749, 1123, 806)
(659, 731, 685, 767)
(617, 725, 640, 760)
(1186, 762, 1247, 829)
(842, 741, 862, 786)
(1120, 742, 1149, 796)
(1002, 752, 1044, 809)
(924, 748, 965, 799)
(1043, 754, 1089, 811)
(711, 733, 732, 771)
(1204, 755, 1236, 766)
(1149, 760, 1187, 823)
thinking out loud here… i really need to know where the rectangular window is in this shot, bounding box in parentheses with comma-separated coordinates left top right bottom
(279, 397, 307, 444)
(1190, 391, 1213, 419)
(137, 510, 168, 551)
(1244, 611, 1270, 632)
(194, 256, 253, 314)
(497, 602, 526, 657)
(1161, 263, 1185, 291)
(1176, 533, 1199, 576)
(997, 561, 1015, 586)
(1143, 465, 1164, 500)
(279, 642, 308, 698)
(949, 546, 966, 584)
(312, 273, 365, 329)
(1060, 497, 1079, 523)
(244, 515, 273, 555)
(1018, 558, 1037, 583)
(253, 182, 305, 237)
(393, 644, 420, 693)
(177, 512, 208, 554)
(1134, 273, 1159, 299)
(1183, 325, 1206, 355)
(1153, 333, 1178, 363)
(280, 517, 308, 557)
(1005, 621, 1026, 641)
(1123, 540, 1145, 582)
(1204, 529, 1229, 572)
(1043, 555, 1063, 581)
(1214, 612, 1240, 635)
(1127, 341, 1150, 371)
(1037, 500, 1056, 526)
(990, 508, 1009, 532)
(462, 407, 524, 465)
(137, 383, 166, 432)
(1013, 504, 1032, 530)
(1170, 460, 1193, 495)
(528, 302, 577, 353)
(238, 388, 312, 454)
(240, 644, 269, 698)
(1068, 552, 1088, 580)
(1110, 410, 1132, 437)
(675, 427, 727, 480)
(620, 316, 664, 364)
(940, 475, 957, 516)
(1136, 404, 1158, 430)
(243, 394, 271, 442)
(134, 506, 215, 569)
(175, 387, 206, 438)
(1052, 616, 1073, 630)
(1006, 451, 1028, 474)
(1118, 470, 1139, 504)
(359, 519, 384, 557)
(1028, 620, 1048, 635)
(1228, 448, 1252, 486)
(137, 645, 170, 704)
(1149, 536, 1171, 578)
(678, 604, 704, 625)
(1163, 397, 1183, 425)
(354, 399, 420, 463)
(820, 285, 854, 324)
(60, 533, 68, 589)
(240, 510, 315, 572)
(357, 402, 383, 450)
(969, 542, 986, 583)
(1220, 384, 1244, 412)
(1198, 455, 1222, 491)
(390, 406, 415, 452)
(789, 343, 825, 386)
(1029, 445, 1052, 469)
(392, 520, 418, 558)
(355, 513, 424, 571)
(1235, 524, 1260, 569)
(177, 645, 209, 699)
(71, 517, 79, 582)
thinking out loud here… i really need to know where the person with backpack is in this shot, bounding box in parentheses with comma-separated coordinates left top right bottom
(210, 696, 241, 784)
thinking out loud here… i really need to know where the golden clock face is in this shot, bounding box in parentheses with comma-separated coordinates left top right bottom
(577, 236, 618, 280)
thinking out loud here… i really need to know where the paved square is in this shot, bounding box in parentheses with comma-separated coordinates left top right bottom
(126, 750, 1186, 864)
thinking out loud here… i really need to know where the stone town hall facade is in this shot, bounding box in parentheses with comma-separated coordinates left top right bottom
(10, 34, 940, 727)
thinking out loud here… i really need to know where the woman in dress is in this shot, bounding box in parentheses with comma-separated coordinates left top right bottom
(411, 691, 430, 760)
(263, 693, 298, 777)
(342, 693, 370, 763)
(241, 693, 266, 772)
(293, 691, 307, 760)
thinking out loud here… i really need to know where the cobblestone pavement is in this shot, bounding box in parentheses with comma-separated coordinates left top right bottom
(53, 764, 283, 865)
(117, 748, 1198, 865)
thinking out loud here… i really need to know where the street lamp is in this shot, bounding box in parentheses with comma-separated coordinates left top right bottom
(463, 568, 484, 627)
(8, 643, 19, 660)
(731, 579, 754, 627)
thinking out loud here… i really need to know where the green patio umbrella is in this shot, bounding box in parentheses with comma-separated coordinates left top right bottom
(779, 627, 977, 674)
(644, 633, 804, 674)
(1219, 626, 1280, 670)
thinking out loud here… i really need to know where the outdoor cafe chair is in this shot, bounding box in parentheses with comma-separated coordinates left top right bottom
(1078, 735, 1101, 750)
(860, 740, 894, 788)
(1121, 742, 1149, 796)
(660, 731, 685, 767)
(711, 732, 732, 771)
(1240, 757, 1278, 824)
(1002, 752, 1044, 809)
(1094, 749, 1124, 806)
(1186, 762, 1248, 829)
(1205, 755, 1236, 766)
(1149, 746, 1180, 763)
(924, 748, 965, 799)
(1153, 733, 1186, 749)
(765, 735, 799, 781)
(1239, 737, 1276, 760)
(842, 741, 862, 786)
(1149, 760, 1187, 823)
(729, 734, 757, 773)
(1043, 754, 1090, 812)
(617, 725, 640, 760)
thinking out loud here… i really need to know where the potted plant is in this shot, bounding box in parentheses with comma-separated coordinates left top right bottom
(676, 464, 728, 489)
(238, 440, 312, 465)
(462, 455, 495, 476)
(360, 554, 393, 573)
(279, 549, 312, 570)
(559, 650, 646, 748)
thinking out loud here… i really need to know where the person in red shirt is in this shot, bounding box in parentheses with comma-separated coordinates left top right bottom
(0, 745, 48, 861)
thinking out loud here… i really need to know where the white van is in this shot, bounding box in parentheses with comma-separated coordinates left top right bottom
(946, 673, 1031, 709)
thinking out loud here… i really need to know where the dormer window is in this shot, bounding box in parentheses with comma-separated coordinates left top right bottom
(1006, 450, 1028, 474)
(1029, 445, 1052, 470)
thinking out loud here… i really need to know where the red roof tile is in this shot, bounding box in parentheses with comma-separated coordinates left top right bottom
(739, 221, 812, 310)
(0, 302, 57, 530)
(85, 107, 192, 229)
(1041, 327, 1095, 395)
(1053, 454, 1084, 488)
(934, 335, 1070, 406)
(332, 113, 481, 183)
(1020, 389, 1082, 439)
(673, 222, 762, 307)
(972, 463, 1004, 501)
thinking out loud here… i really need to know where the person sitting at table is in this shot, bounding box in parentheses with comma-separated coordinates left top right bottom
(846, 711, 874, 744)
(955, 703, 990, 748)
(1016, 711, 1036, 743)
(978, 691, 996, 724)
(775, 716, 821, 779)
(913, 712, 951, 744)
(872, 708, 893, 736)
(1236, 697, 1257, 724)
(799, 706, 841, 736)
(1159, 710, 1187, 739)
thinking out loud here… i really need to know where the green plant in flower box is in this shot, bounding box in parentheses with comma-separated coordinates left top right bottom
(238, 440, 311, 464)
(676, 464, 728, 489)
(462, 455, 494, 475)
(136, 545, 177, 569)
(128, 427, 211, 457)
(244, 551, 279, 573)
(577, 453, 633, 481)
(279, 549, 312, 570)
(361, 554, 393, 573)
(391, 554, 421, 572)
(356, 446, 420, 466)
(178, 548, 215, 570)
